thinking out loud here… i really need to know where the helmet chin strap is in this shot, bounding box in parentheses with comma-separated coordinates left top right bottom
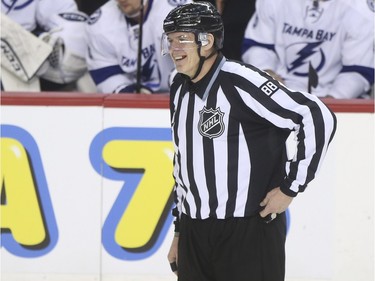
(190, 46, 217, 80)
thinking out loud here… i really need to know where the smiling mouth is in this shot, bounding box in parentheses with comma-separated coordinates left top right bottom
(174, 55, 187, 61)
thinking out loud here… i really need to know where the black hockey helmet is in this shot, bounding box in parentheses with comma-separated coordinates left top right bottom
(163, 1, 224, 50)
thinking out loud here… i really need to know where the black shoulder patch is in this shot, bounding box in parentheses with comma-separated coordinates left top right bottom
(259, 80, 279, 96)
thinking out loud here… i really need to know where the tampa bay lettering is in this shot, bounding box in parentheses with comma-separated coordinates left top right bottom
(282, 23, 336, 41)
(121, 44, 155, 67)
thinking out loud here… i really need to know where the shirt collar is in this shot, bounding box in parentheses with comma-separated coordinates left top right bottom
(186, 53, 226, 100)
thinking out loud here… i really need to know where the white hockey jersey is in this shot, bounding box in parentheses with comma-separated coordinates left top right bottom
(242, 0, 375, 98)
(86, 0, 190, 94)
(1, 0, 77, 32)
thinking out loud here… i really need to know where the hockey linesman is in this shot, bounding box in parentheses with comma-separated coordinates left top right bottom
(162, 2, 337, 280)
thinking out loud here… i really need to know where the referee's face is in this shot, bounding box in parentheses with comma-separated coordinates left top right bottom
(166, 32, 201, 78)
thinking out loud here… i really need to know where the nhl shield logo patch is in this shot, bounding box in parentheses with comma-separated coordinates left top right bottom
(198, 107, 225, 139)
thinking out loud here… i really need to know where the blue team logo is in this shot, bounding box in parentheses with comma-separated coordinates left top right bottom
(2, 0, 33, 12)
(198, 107, 225, 139)
(141, 54, 161, 90)
(286, 41, 325, 77)
(120, 43, 161, 91)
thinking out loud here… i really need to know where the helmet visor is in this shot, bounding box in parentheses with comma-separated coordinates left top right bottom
(161, 32, 200, 56)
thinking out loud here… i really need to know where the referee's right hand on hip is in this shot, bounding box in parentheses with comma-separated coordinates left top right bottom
(168, 234, 179, 275)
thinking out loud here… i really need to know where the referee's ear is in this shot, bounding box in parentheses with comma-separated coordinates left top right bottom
(202, 33, 215, 50)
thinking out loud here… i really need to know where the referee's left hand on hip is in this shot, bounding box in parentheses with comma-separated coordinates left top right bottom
(259, 187, 293, 218)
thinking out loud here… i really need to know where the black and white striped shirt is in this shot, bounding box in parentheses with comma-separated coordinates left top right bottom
(170, 53, 336, 225)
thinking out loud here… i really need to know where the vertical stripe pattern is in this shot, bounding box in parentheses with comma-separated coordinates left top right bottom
(170, 56, 336, 220)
